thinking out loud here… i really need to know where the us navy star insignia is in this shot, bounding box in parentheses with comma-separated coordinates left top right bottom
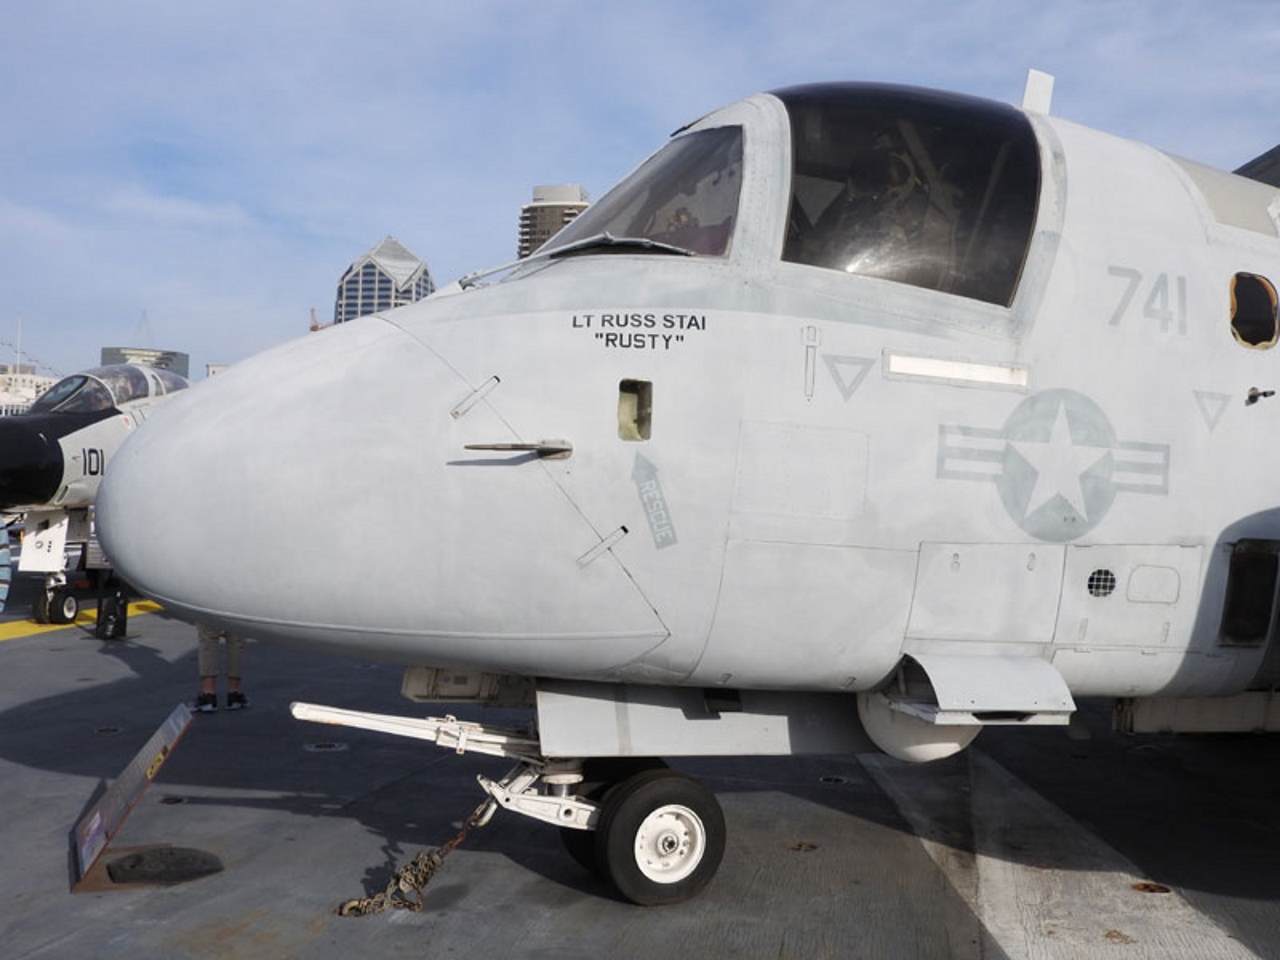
(937, 389, 1170, 542)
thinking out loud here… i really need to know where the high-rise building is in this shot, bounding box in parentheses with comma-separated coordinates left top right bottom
(333, 236, 434, 324)
(101, 347, 190, 379)
(518, 185, 590, 259)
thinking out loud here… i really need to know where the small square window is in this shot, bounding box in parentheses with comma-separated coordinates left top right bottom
(618, 379, 652, 441)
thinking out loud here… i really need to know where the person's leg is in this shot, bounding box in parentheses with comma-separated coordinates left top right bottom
(195, 624, 222, 711)
(225, 634, 249, 708)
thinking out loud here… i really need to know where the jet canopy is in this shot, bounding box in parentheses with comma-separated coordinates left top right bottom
(541, 82, 1040, 308)
(29, 364, 188, 414)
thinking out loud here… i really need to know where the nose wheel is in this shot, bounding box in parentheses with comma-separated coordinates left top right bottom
(33, 583, 78, 624)
(593, 769, 725, 906)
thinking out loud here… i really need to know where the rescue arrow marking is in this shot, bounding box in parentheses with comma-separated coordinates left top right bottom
(632, 453, 678, 549)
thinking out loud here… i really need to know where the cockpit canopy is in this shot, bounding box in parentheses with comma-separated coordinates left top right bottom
(540, 82, 1040, 308)
(30, 364, 189, 414)
(776, 83, 1040, 306)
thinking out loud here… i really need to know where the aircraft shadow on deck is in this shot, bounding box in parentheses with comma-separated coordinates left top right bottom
(2, 619, 1278, 918)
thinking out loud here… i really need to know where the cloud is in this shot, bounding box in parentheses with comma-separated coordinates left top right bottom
(97, 186, 251, 229)
(1, 0, 1278, 376)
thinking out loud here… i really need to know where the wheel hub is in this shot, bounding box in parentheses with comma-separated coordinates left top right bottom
(633, 804, 705, 883)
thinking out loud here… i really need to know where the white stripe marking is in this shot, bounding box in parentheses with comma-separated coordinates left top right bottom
(887, 353, 1029, 388)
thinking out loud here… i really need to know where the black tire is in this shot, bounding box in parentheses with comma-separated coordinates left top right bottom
(594, 769, 725, 906)
(32, 592, 50, 624)
(558, 758, 668, 877)
(48, 588, 78, 624)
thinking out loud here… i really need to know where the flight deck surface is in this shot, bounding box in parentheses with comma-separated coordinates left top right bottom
(1, 578, 1278, 959)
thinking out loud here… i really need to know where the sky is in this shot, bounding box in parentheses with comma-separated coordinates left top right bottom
(2, 0, 1279, 378)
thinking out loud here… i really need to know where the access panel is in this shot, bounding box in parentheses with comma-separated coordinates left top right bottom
(905, 542, 1067, 646)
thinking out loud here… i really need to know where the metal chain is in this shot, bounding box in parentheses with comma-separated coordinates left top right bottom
(336, 798, 495, 917)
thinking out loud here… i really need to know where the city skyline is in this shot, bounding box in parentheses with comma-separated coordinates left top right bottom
(3, 2, 1278, 377)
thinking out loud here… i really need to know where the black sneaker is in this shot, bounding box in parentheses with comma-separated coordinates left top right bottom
(225, 691, 250, 711)
(193, 692, 217, 713)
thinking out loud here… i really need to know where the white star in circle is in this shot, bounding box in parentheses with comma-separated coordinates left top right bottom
(1008, 402, 1110, 520)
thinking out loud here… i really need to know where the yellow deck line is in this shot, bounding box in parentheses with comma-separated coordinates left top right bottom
(0, 600, 164, 642)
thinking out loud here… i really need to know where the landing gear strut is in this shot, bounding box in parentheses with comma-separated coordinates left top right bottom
(31, 572, 127, 637)
(290, 703, 727, 905)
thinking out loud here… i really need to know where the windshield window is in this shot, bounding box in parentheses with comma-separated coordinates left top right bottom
(545, 126, 744, 257)
(29, 374, 114, 413)
(777, 83, 1040, 306)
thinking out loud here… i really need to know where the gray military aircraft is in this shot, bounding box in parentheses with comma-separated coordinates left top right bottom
(97, 73, 1280, 905)
(0, 363, 188, 623)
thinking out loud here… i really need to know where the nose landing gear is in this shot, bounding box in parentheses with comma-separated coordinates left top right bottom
(290, 703, 727, 905)
(480, 756, 726, 905)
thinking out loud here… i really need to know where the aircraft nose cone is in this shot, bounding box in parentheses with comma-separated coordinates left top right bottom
(98, 321, 419, 622)
(0, 418, 62, 510)
(99, 313, 668, 674)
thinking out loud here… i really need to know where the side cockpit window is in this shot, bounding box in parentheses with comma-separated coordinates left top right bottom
(775, 83, 1041, 306)
(1231, 272, 1278, 348)
(152, 368, 189, 395)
